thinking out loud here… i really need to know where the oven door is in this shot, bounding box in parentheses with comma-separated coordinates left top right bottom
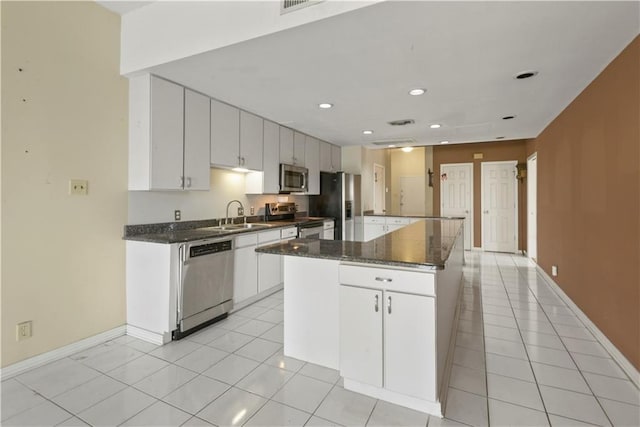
(299, 225, 324, 239)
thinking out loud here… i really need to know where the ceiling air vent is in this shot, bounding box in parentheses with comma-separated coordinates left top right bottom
(281, 0, 323, 14)
(387, 119, 415, 126)
(371, 138, 417, 146)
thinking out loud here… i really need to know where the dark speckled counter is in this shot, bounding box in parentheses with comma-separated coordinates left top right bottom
(256, 218, 464, 270)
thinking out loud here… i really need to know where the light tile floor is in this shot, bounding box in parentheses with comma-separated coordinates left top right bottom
(2, 252, 639, 426)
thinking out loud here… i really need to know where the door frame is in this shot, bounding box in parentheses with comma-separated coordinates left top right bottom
(481, 160, 518, 253)
(373, 163, 386, 214)
(527, 153, 537, 261)
(439, 162, 474, 250)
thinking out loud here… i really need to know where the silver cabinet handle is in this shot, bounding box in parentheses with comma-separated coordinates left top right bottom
(387, 296, 392, 314)
(186, 177, 192, 188)
(374, 294, 379, 312)
(375, 277, 392, 283)
(242, 157, 246, 166)
(180, 176, 184, 187)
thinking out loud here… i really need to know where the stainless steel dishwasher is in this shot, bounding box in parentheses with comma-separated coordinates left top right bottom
(175, 237, 234, 339)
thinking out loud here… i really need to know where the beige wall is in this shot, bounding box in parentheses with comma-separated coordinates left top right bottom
(389, 148, 426, 215)
(1, 2, 128, 367)
(360, 148, 388, 212)
(128, 168, 308, 224)
(534, 36, 639, 369)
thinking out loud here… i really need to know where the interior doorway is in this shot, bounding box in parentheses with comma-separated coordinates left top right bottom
(440, 163, 473, 250)
(481, 161, 518, 253)
(527, 154, 537, 261)
(399, 176, 425, 216)
(373, 163, 386, 214)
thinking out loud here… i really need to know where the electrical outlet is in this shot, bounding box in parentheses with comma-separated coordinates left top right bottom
(250, 206, 255, 215)
(237, 207, 244, 216)
(16, 321, 32, 341)
(551, 265, 558, 276)
(174, 210, 181, 221)
(69, 179, 88, 195)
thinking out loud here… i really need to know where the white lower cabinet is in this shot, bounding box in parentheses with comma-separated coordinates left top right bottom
(257, 230, 282, 294)
(339, 264, 437, 404)
(233, 234, 258, 304)
(363, 216, 416, 241)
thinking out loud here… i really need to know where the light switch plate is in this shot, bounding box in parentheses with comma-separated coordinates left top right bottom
(17, 321, 32, 341)
(69, 179, 88, 195)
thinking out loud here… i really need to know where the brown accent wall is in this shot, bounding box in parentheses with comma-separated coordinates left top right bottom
(534, 36, 640, 369)
(433, 140, 528, 249)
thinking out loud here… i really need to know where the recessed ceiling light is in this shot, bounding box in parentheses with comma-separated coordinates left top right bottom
(318, 103, 333, 109)
(408, 88, 426, 96)
(363, 130, 374, 135)
(401, 147, 414, 152)
(440, 140, 449, 144)
(430, 124, 441, 129)
(502, 115, 516, 120)
(515, 71, 538, 80)
(388, 145, 396, 148)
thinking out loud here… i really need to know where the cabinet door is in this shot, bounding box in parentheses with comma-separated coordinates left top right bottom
(150, 77, 184, 190)
(331, 144, 341, 172)
(184, 89, 210, 190)
(211, 99, 240, 167)
(320, 141, 332, 172)
(258, 253, 281, 293)
(262, 120, 280, 193)
(233, 245, 258, 303)
(293, 131, 306, 166)
(279, 126, 294, 165)
(384, 291, 436, 401)
(305, 136, 320, 195)
(240, 111, 263, 171)
(340, 285, 383, 387)
(323, 229, 334, 240)
(364, 224, 386, 241)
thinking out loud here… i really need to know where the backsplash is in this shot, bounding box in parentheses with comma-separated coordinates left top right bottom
(128, 168, 308, 224)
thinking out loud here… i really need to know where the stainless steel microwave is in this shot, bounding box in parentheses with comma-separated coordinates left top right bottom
(280, 164, 308, 193)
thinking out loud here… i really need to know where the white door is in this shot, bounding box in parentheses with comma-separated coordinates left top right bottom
(440, 163, 473, 250)
(384, 291, 436, 401)
(399, 176, 425, 216)
(373, 163, 386, 214)
(481, 161, 518, 253)
(339, 285, 383, 387)
(527, 154, 537, 260)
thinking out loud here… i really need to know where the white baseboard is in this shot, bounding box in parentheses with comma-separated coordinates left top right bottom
(0, 325, 126, 380)
(536, 266, 640, 388)
(125, 324, 168, 345)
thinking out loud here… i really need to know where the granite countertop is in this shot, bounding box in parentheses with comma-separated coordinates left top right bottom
(256, 218, 464, 270)
(362, 211, 464, 220)
(123, 217, 329, 244)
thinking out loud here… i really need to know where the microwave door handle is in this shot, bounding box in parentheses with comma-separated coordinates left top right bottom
(302, 172, 307, 190)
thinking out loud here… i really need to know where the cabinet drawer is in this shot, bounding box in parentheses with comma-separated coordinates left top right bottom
(235, 233, 258, 248)
(258, 229, 281, 244)
(364, 216, 385, 225)
(323, 220, 334, 230)
(386, 217, 412, 225)
(339, 264, 435, 296)
(281, 227, 298, 239)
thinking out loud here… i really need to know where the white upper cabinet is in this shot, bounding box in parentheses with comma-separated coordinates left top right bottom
(305, 136, 320, 195)
(293, 131, 306, 167)
(210, 99, 240, 168)
(279, 126, 294, 165)
(183, 89, 211, 190)
(240, 111, 263, 171)
(331, 144, 342, 171)
(128, 75, 210, 191)
(320, 141, 332, 172)
(245, 119, 279, 194)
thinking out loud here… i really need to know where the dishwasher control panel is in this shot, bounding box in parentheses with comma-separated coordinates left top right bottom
(189, 240, 232, 258)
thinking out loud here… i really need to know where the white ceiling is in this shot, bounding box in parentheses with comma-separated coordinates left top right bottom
(135, 1, 638, 148)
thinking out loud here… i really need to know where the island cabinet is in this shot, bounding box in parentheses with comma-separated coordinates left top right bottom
(128, 75, 210, 191)
(211, 101, 264, 171)
(339, 264, 437, 403)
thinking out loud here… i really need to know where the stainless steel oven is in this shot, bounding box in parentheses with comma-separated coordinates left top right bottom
(175, 237, 234, 339)
(280, 164, 308, 193)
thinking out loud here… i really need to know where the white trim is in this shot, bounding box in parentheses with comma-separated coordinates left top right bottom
(372, 163, 386, 214)
(537, 266, 640, 388)
(480, 160, 518, 253)
(526, 153, 537, 260)
(0, 326, 126, 380)
(440, 162, 474, 251)
(126, 324, 168, 345)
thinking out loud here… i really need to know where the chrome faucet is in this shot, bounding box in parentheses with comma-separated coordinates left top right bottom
(225, 200, 245, 225)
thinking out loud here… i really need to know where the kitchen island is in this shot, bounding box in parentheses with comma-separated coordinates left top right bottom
(256, 217, 464, 417)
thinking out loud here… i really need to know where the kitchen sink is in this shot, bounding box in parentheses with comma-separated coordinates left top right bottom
(200, 223, 272, 232)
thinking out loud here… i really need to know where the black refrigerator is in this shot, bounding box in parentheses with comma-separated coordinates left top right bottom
(309, 172, 362, 240)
